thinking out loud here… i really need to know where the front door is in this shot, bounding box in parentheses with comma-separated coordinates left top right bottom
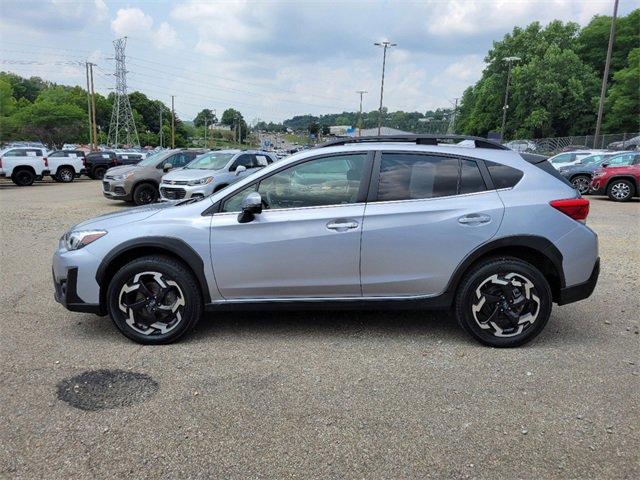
(361, 152, 504, 296)
(210, 153, 371, 299)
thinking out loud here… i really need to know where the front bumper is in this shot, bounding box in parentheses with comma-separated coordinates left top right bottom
(557, 258, 600, 305)
(53, 247, 104, 315)
(590, 178, 606, 195)
(102, 179, 132, 201)
(53, 267, 102, 314)
(160, 183, 213, 200)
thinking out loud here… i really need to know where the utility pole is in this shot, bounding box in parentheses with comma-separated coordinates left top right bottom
(171, 95, 175, 148)
(204, 115, 208, 148)
(159, 110, 163, 148)
(89, 63, 98, 151)
(85, 62, 93, 148)
(447, 97, 459, 134)
(356, 90, 367, 137)
(594, 0, 619, 148)
(374, 41, 396, 135)
(500, 56, 521, 141)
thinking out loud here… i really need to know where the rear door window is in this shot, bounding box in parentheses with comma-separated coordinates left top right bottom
(377, 153, 460, 201)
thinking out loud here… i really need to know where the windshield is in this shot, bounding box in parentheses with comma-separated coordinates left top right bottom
(136, 151, 167, 167)
(184, 152, 234, 170)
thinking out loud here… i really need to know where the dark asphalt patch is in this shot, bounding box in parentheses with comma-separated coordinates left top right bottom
(56, 369, 159, 411)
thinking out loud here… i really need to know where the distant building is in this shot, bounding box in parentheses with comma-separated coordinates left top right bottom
(209, 124, 231, 131)
(329, 125, 353, 136)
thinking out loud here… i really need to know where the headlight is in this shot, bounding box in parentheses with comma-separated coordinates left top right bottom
(63, 230, 107, 251)
(112, 171, 134, 181)
(187, 176, 213, 186)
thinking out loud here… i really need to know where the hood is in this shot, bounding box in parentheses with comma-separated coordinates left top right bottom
(106, 164, 138, 176)
(70, 201, 176, 231)
(162, 168, 223, 182)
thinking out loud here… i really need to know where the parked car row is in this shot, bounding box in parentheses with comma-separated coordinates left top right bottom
(102, 149, 278, 205)
(0, 146, 146, 186)
(551, 150, 640, 201)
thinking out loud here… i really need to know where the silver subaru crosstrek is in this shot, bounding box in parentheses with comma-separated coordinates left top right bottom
(53, 135, 599, 347)
(159, 150, 277, 201)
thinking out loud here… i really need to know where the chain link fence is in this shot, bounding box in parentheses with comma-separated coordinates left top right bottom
(504, 133, 640, 155)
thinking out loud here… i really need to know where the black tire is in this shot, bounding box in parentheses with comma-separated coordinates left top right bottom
(570, 175, 591, 195)
(454, 256, 552, 348)
(56, 166, 75, 183)
(213, 184, 228, 192)
(107, 255, 203, 344)
(11, 169, 35, 186)
(606, 179, 635, 202)
(93, 166, 106, 180)
(133, 183, 158, 205)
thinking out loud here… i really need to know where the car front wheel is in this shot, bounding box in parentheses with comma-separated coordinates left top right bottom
(107, 255, 203, 344)
(455, 257, 552, 347)
(133, 183, 158, 205)
(607, 179, 634, 202)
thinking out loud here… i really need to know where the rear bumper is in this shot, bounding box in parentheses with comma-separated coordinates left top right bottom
(557, 258, 600, 305)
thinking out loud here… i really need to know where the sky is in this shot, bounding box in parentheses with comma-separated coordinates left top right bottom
(0, 0, 636, 123)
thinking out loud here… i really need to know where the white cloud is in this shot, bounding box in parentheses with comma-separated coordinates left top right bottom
(111, 8, 181, 50)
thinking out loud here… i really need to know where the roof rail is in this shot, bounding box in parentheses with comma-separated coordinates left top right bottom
(315, 134, 509, 150)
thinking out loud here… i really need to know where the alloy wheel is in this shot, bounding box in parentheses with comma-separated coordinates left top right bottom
(59, 168, 74, 182)
(471, 272, 540, 338)
(571, 176, 590, 195)
(610, 182, 631, 200)
(118, 271, 185, 336)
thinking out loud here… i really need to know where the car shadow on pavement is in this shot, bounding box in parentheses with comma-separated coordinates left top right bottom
(189, 309, 468, 343)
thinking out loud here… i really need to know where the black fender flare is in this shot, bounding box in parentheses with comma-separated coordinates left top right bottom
(444, 235, 565, 294)
(95, 236, 212, 304)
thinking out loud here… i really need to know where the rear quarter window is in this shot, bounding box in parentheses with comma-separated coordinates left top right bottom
(485, 161, 524, 189)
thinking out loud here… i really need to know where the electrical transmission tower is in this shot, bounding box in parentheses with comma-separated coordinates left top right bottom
(107, 37, 139, 147)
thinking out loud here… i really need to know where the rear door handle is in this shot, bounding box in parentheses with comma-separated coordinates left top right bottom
(326, 219, 359, 231)
(458, 214, 491, 225)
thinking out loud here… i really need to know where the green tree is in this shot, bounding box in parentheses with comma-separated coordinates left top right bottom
(308, 122, 320, 136)
(193, 108, 217, 127)
(14, 100, 85, 147)
(603, 48, 640, 133)
(576, 9, 640, 79)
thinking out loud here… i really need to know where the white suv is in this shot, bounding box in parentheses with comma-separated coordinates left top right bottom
(0, 147, 49, 186)
(47, 150, 86, 183)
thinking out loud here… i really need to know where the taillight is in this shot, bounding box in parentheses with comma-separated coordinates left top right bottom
(550, 198, 589, 223)
(43, 157, 48, 167)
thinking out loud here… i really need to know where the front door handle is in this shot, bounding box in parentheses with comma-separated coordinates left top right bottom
(458, 214, 491, 225)
(326, 219, 359, 231)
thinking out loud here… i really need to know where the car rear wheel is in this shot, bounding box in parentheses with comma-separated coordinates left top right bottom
(455, 257, 552, 347)
(11, 169, 35, 186)
(107, 255, 202, 344)
(133, 183, 158, 205)
(93, 166, 106, 180)
(57, 167, 75, 183)
(606, 179, 634, 202)
(571, 175, 591, 195)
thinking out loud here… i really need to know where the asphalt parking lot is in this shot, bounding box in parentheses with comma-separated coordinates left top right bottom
(1, 179, 638, 479)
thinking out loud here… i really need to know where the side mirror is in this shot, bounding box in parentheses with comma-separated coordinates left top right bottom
(163, 163, 173, 172)
(601, 162, 609, 168)
(238, 192, 262, 223)
(235, 165, 247, 176)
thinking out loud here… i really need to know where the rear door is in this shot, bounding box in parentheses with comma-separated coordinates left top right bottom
(361, 151, 504, 297)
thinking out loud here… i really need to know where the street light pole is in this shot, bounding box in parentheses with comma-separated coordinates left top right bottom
(594, 0, 619, 148)
(500, 56, 521, 141)
(374, 41, 396, 135)
(356, 90, 367, 137)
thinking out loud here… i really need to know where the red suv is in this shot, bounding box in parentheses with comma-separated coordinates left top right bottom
(590, 152, 640, 201)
